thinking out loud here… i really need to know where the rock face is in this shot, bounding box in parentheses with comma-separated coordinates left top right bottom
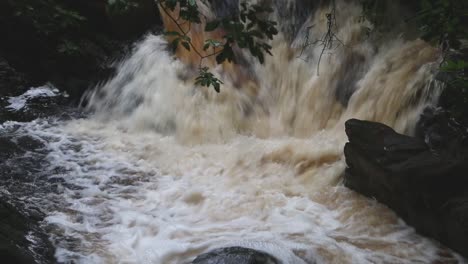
(192, 247, 279, 264)
(344, 111, 468, 258)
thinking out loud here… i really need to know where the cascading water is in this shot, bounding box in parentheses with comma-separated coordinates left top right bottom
(5, 0, 465, 263)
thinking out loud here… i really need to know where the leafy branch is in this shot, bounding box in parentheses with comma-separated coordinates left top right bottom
(195, 67, 223, 92)
(157, 0, 278, 92)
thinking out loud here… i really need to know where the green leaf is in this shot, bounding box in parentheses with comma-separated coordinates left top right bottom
(205, 20, 220, 31)
(213, 82, 220, 93)
(203, 39, 222, 51)
(172, 38, 180, 49)
(182, 41, 191, 51)
(164, 31, 182, 36)
(195, 67, 223, 92)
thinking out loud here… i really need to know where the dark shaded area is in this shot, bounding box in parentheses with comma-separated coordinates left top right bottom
(192, 247, 279, 264)
(272, 0, 318, 42)
(0, 57, 30, 96)
(207, 0, 239, 19)
(0, 196, 55, 264)
(344, 109, 468, 258)
(0, 57, 73, 122)
(0, 0, 162, 103)
(334, 52, 369, 107)
(437, 48, 468, 127)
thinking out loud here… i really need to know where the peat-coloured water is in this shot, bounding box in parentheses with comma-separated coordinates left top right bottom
(1, 1, 465, 263)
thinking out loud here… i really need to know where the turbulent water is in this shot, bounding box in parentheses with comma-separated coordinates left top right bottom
(2, 0, 467, 263)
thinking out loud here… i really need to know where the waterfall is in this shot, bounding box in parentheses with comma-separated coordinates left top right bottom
(86, 0, 440, 142)
(34, 0, 461, 263)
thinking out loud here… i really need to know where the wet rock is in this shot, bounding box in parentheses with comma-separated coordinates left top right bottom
(0, 132, 56, 263)
(0, 90, 70, 123)
(0, 196, 55, 264)
(415, 108, 468, 152)
(334, 52, 369, 107)
(344, 116, 468, 258)
(0, 137, 23, 162)
(192, 247, 280, 264)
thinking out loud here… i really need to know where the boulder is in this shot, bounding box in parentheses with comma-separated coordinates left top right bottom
(344, 114, 468, 258)
(192, 247, 279, 264)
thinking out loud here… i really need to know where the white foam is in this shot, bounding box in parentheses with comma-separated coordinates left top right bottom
(6, 85, 59, 111)
(3, 0, 464, 263)
(13, 119, 450, 264)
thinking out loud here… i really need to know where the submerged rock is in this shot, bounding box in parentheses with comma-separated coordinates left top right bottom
(343, 114, 468, 258)
(192, 247, 280, 264)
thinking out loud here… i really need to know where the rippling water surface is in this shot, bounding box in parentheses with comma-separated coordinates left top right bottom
(2, 0, 466, 263)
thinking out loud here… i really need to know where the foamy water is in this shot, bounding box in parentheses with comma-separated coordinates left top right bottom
(10, 117, 460, 264)
(1, 111, 460, 264)
(3, 0, 467, 263)
(6, 85, 61, 111)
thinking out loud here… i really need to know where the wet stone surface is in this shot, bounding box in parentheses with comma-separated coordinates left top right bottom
(344, 113, 468, 259)
(192, 247, 280, 264)
(0, 120, 57, 263)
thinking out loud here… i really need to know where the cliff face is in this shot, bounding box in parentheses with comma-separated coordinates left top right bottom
(344, 110, 468, 258)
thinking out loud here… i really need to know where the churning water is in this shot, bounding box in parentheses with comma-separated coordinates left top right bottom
(2, 0, 466, 263)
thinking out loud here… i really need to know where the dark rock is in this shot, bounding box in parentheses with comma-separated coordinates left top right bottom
(0, 129, 56, 263)
(334, 52, 368, 107)
(192, 247, 280, 264)
(0, 137, 23, 162)
(344, 117, 468, 258)
(0, 88, 70, 123)
(415, 108, 468, 152)
(0, 196, 55, 264)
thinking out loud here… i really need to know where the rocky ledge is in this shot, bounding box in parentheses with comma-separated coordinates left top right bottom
(344, 109, 468, 258)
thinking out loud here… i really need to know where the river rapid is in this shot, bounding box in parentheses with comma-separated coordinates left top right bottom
(1, 0, 466, 263)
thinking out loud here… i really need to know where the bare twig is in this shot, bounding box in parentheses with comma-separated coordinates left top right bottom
(297, 0, 345, 75)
